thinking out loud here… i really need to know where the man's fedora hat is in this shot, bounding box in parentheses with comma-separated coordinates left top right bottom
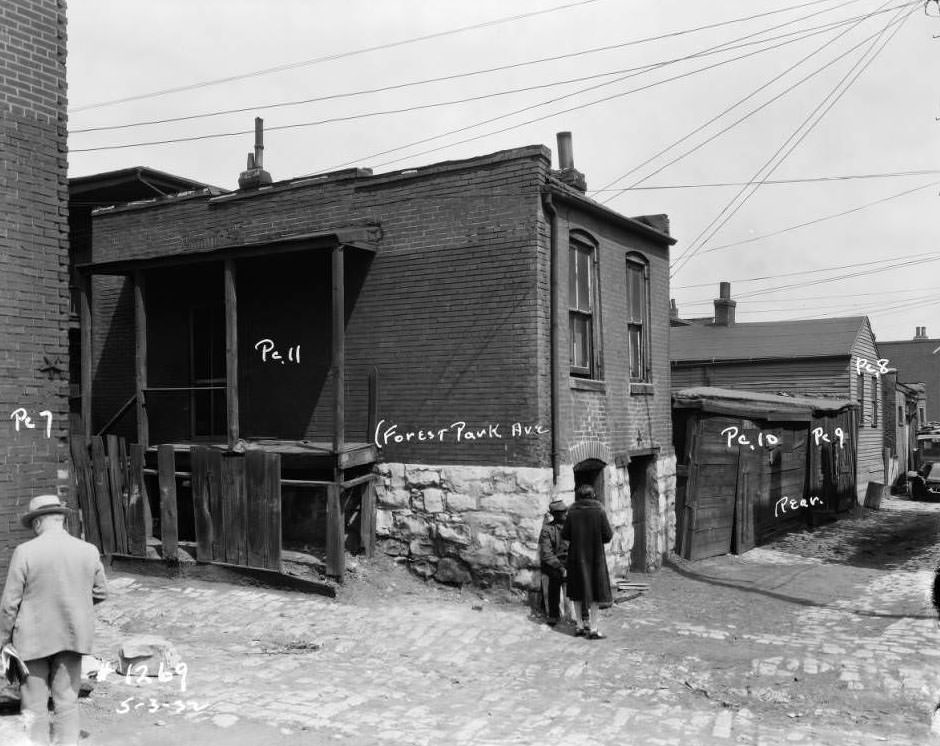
(548, 498, 568, 513)
(21, 494, 71, 527)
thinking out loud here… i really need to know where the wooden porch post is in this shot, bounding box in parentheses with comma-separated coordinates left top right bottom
(326, 244, 346, 580)
(79, 273, 93, 441)
(224, 259, 239, 447)
(133, 271, 149, 448)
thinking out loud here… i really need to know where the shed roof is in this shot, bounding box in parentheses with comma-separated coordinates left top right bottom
(673, 386, 857, 421)
(670, 316, 869, 363)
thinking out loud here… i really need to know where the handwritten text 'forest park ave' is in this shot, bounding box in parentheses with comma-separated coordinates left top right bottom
(374, 420, 549, 448)
(721, 426, 846, 450)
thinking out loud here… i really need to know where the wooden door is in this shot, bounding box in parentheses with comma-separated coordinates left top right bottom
(683, 417, 740, 560)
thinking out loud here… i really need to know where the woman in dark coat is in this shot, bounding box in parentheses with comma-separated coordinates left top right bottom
(562, 484, 613, 639)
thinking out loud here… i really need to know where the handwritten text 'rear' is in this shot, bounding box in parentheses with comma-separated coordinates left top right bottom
(374, 420, 549, 448)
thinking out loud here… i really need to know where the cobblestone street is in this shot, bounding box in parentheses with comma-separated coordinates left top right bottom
(3, 495, 939, 746)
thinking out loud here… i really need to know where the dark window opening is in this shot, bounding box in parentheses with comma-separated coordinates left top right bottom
(190, 305, 226, 439)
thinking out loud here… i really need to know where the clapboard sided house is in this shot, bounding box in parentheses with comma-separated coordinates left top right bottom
(78, 133, 677, 587)
(671, 284, 884, 501)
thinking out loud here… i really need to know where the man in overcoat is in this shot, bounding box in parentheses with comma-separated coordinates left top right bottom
(562, 484, 613, 639)
(0, 494, 108, 745)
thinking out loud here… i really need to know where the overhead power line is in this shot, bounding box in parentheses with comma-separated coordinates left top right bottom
(593, 0, 913, 203)
(71, 5, 881, 153)
(71, 0, 604, 112)
(672, 249, 940, 288)
(70, 0, 855, 133)
(324, 2, 892, 174)
(700, 178, 940, 253)
(669, 2, 915, 277)
(594, 169, 940, 189)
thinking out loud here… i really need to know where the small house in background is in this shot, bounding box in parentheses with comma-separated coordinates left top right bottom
(879, 327, 939, 423)
(673, 387, 857, 560)
(882, 375, 926, 486)
(76, 130, 679, 589)
(670, 283, 885, 501)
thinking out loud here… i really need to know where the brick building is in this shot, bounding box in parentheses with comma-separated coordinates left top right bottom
(0, 0, 70, 579)
(80, 134, 677, 587)
(879, 327, 939, 423)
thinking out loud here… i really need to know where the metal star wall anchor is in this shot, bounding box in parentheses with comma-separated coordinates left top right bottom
(38, 356, 65, 380)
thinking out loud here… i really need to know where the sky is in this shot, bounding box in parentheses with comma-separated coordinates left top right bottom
(66, 0, 940, 343)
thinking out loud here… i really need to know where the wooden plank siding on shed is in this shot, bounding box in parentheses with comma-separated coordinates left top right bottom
(671, 324, 884, 500)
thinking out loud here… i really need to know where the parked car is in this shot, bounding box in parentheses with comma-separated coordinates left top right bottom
(910, 462, 940, 501)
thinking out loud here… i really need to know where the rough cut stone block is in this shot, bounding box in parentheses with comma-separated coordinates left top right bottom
(378, 487, 411, 509)
(440, 466, 491, 496)
(517, 517, 546, 543)
(117, 636, 182, 676)
(509, 541, 538, 568)
(436, 523, 471, 546)
(422, 488, 445, 513)
(375, 508, 395, 537)
(444, 492, 477, 512)
(514, 467, 552, 494)
(409, 538, 435, 557)
(479, 492, 544, 519)
(435, 557, 472, 585)
(405, 467, 440, 487)
(394, 513, 429, 538)
(465, 511, 516, 537)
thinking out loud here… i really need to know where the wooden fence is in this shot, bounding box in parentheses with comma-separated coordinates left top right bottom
(71, 437, 375, 575)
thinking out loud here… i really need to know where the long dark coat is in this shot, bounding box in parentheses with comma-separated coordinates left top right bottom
(562, 498, 613, 605)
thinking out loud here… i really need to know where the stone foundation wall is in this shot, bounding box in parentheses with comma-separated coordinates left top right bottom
(375, 454, 677, 589)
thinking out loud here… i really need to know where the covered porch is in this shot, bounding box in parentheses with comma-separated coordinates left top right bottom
(75, 228, 381, 579)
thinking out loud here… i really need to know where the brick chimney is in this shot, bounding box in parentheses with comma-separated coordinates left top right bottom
(553, 131, 586, 193)
(915, 326, 928, 340)
(713, 281, 736, 327)
(238, 117, 273, 190)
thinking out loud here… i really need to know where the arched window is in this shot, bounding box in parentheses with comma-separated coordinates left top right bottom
(626, 253, 651, 382)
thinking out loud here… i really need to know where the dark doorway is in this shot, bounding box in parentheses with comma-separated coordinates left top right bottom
(574, 458, 606, 504)
(629, 456, 653, 571)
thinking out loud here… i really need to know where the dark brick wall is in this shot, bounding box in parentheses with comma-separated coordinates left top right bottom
(548, 201, 674, 465)
(0, 0, 69, 579)
(90, 146, 673, 471)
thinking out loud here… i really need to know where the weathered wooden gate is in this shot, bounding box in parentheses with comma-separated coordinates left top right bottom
(71, 437, 374, 576)
(70, 435, 150, 557)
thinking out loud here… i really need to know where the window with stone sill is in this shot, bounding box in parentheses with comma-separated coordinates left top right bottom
(626, 253, 651, 383)
(569, 234, 601, 380)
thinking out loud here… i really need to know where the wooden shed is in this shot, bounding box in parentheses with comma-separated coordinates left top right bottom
(673, 387, 857, 561)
